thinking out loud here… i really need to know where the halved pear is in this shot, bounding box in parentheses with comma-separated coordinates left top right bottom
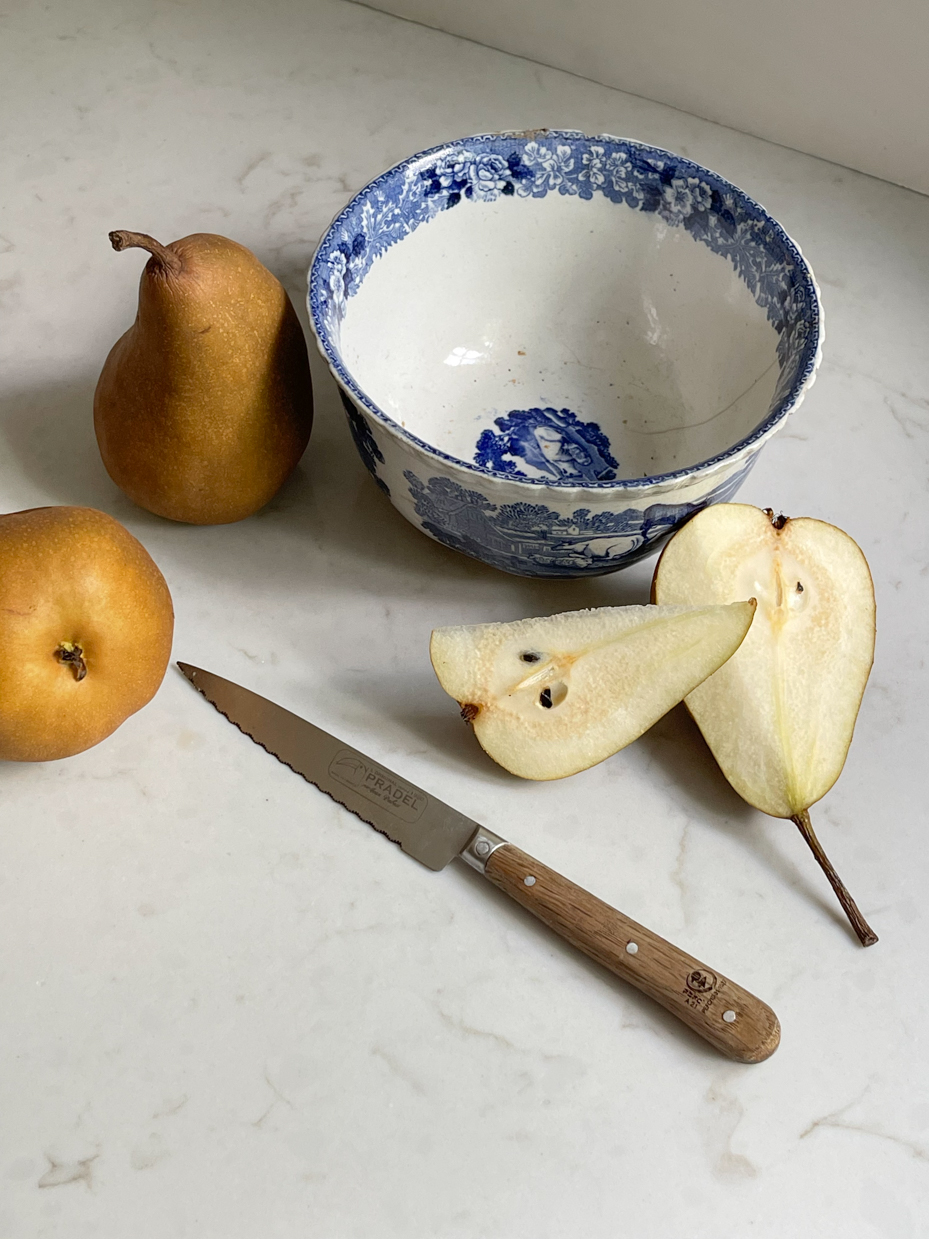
(430, 601, 756, 780)
(653, 503, 877, 945)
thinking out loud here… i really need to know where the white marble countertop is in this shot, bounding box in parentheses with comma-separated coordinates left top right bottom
(2, 2, 928, 1235)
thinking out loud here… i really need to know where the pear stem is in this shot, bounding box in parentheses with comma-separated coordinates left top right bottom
(791, 809, 878, 947)
(109, 230, 182, 276)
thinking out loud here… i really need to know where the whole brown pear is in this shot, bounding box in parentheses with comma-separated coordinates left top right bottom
(0, 506, 174, 761)
(94, 231, 313, 524)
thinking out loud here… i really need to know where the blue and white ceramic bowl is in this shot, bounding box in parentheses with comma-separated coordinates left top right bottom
(309, 131, 822, 578)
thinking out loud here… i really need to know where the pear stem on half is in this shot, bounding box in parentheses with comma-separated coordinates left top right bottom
(109, 230, 182, 276)
(791, 809, 878, 947)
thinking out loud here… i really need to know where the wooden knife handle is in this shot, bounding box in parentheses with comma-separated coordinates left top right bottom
(482, 843, 780, 1063)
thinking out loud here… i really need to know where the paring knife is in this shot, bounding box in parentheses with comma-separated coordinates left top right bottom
(179, 662, 780, 1063)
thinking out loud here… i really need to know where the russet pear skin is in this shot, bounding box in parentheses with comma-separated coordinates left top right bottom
(0, 506, 174, 761)
(94, 232, 313, 525)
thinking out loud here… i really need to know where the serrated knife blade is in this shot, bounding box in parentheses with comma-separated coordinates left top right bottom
(178, 661, 781, 1062)
(177, 661, 477, 870)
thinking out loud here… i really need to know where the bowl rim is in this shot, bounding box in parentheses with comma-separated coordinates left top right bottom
(308, 129, 824, 493)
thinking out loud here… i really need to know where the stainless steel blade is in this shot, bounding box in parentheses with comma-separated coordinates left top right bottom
(178, 663, 480, 870)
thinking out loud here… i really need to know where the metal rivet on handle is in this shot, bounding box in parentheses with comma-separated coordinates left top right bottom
(524, 875, 536, 887)
(626, 942, 638, 955)
(475, 839, 491, 857)
(722, 1010, 737, 1023)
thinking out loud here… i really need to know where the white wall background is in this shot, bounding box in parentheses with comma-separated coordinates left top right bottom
(358, 0, 929, 195)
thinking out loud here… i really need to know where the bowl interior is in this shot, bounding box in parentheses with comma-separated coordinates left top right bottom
(315, 135, 819, 487)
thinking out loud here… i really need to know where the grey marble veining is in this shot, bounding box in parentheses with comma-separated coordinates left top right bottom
(1, 1, 928, 1236)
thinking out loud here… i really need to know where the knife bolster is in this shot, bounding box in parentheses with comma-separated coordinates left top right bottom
(459, 826, 507, 873)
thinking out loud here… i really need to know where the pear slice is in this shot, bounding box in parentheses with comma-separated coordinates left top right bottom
(430, 601, 755, 781)
(653, 503, 877, 945)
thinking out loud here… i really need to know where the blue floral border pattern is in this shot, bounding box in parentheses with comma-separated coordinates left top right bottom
(475, 407, 618, 482)
(403, 460, 754, 578)
(311, 133, 818, 424)
(339, 391, 390, 496)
